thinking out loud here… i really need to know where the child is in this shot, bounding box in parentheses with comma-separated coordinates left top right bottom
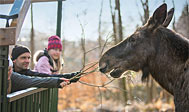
(35, 35, 64, 74)
(34, 35, 80, 83)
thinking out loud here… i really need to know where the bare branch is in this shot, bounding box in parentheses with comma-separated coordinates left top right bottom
(76, 14, 86, 68)
(98, 0, 104, 51)
(109, 0, 118, 44)
(78, 79, 115, 88)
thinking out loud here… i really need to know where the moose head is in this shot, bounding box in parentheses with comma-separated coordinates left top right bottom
(99, 3, 189, 111)
(99, 3, 174, 79)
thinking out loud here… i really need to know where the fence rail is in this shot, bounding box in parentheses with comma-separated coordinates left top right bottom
(7, 88, 48, 102)
(6, 88, 58, 112)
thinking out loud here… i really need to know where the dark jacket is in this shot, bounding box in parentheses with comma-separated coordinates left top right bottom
(11, 72, 62, 93)
(14, 69, 80, 83)
(16, 68, 61, 77)
(12, 48, 80, 82)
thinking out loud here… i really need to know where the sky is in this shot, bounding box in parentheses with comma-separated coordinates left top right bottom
(0, 0, 188, 41)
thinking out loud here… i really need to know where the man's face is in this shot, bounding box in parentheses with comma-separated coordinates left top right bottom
(13, 52, 31, 71)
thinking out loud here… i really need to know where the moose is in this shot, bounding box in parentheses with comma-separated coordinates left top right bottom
(99, 3, 189, 111)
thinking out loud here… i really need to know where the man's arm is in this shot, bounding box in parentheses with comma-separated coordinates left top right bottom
(21, 69, 80, 83)
(11, 72, 63, 93)
(21, 69, 53, 77)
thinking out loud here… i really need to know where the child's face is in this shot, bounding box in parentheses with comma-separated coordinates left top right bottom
(48, 48, 61, 60)
(8, 66, 13, 80)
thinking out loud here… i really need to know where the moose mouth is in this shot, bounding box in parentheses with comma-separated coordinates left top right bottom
(99, 62, 124, 78)
(109, 68, 123, 78)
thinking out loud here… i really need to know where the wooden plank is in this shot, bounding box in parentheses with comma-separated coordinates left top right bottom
(0, 0, 14, 4)
(15, 0, 31, 41)
(0, 27, 16, 46)
(7, 88, 48, 102)
(9, 0, 24, 16)
(0, 0, 65, 4)
(0, 0, 29, 45)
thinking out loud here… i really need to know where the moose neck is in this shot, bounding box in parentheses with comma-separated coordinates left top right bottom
(147, 27, 189, 94)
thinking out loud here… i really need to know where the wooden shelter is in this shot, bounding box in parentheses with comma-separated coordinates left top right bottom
(0, 0, 65, 111)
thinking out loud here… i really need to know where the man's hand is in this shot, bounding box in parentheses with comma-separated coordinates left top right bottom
(59, 78, 70, 88)
(58, 71, 81, 83)
(69, 71, 81, 83)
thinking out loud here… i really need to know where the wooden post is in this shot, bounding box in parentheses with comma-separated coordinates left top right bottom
(0, 27, 16, 45)
(0, 46, 9, 112)
(56, 0, 63, 37)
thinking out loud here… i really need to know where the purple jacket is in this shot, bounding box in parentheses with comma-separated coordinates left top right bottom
(34, 56, 53, 74)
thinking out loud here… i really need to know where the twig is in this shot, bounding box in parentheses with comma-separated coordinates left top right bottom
(100, 32, 113, 57)
(85, 46, 101, 54)
(81, 62, 99, 73)
(78, 79, 115, 88)
(69, 66, 99, 81)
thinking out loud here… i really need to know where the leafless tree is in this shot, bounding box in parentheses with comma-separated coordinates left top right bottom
(116, 0, 123, 42)
(172, 0, 176, 31)
(176, 2, 189, 38)
(109, 0, 118, 44)
(98, 0, 103, 49)
(98, 0, 104, 54)
(140, 0, 149, 25)
(76, 14, 86, 68)
(80, 27, 86, 68)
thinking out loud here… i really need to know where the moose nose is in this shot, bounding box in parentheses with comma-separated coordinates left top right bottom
(99, 63, 107, 73)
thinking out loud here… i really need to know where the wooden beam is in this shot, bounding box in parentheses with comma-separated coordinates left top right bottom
(0, 0, 31, 44)
(14, 0, 31, 41)
(0, 27, 16, 46)
(0, 0, 65, 45)
(7, 88, 48, 102)
(32, 0, 65, 3)
(0, 0, 65, 4)
(0, 0, 14, 4)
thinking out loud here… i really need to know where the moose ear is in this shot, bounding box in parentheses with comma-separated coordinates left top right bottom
(152, 3, 167, 26)
(147, 3, 167, 29)
(163, 8, 174, 27)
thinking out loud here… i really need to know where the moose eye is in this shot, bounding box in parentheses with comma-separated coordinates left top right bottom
(129, 37, 135, 42)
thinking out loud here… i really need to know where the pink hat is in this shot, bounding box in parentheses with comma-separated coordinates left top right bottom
(47, 35, 62, 51)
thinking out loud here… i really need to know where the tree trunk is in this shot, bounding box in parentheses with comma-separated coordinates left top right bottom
(81, 38, 86, 68)
(117, 0, 123, 42)
(140, 0, 149, 25)
(109, 0, 117, 44)
(172, 0, 177, 31)
(98, 0, 103, 55)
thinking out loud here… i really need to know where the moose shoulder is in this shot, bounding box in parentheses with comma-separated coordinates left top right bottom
(99, 3, 189, 111)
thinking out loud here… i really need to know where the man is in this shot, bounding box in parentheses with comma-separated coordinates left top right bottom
(8, 57, 69, 93)
(11, 45, 80, 83)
